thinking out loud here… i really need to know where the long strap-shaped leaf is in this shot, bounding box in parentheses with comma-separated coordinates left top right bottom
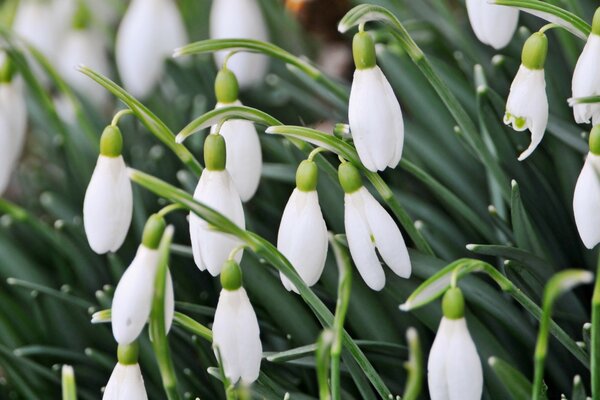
(128, 169, 393, 399)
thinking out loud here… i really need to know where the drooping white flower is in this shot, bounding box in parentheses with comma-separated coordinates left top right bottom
(103, 362, 147, 400)
(83, 126, 133, 254)
(573, 150, 600, 249)
(0, 67, 27, 195)
(428, 288, 483, 400)
(277, 160, 328, 292)
(504, 32, 548, 161)
(571, 33, 600, 124)
(213, 287, 262, 383)
(190, 134, 245, 275)
(339, 163, 411, 291)
(466, 0, 519, 49)
(210, 0, 269, 88)
(111, 244, 175, 345)
(213, 101, 262, 202)
(116, 0, 188, 98)
(58, 28, 111, 107)
(349, 31, 403, 172)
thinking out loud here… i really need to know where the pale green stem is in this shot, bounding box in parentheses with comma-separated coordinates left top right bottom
(111, 109, 134, 127)
(157, 203, 186, 218)
(316, 330, 333, 400)
(539, 23, 561, 33)
(308, 147, 329, 161)
(402, 328, 423, 400)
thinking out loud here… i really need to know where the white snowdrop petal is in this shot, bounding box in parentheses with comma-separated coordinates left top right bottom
(0, 77, 27, 195)
(467, 0, 518, 49)
(165, 270, 175, 333)
(213, 290, 242, 383)
(360, 188, 411, 278)
(0, 113, 13, 194)
(236, 288, 263, 383)
(189, 212, 207, 271)
(210, 0, 269, 88)
(445, 319, 483, 400)
(574, 153, 600, 249)
(345, 193, 385, 291)
(427, 318, 454, 400)
(572, 35, 600, 124)
(103, 363, 148, 400)
(111, 246, 160, 345)
(83, 155, 133, 254)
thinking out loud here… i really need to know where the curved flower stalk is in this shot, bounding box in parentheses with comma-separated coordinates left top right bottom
(573, 126, 600, 249)
(338, 162, 411, 291)
(83, 126, 133, 254)
(0, 56, 27, 195)
(571, 9, 600, 125)
(428, 287, 483, 400)
(466, 0, 519, 49)
(116, 0, 188, 98)
(213, 260, 262, 383)
(210, 0, 270, 88)
(190, 134, 245, 275)
(103, 342, 148, 400)
(111, 215, 174, 345)
(277, 159, 328, 293)
(349, 30, 403, 172)
(504, 32, 549, 161)
(212, 68, 262, 202)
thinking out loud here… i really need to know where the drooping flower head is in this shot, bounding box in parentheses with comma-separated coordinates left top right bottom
(349, 30, 404, 172)
(338, 162, 411, 290)
(83, 126, 133, 254)
(573, 125, 600, 249)
(428, 287, 483, 400)
(103, 341, 148, 400)
(571, 8, 600, 124)
(212, 67, 262, 202)
(212, 260, 262, 384)
(466, 0, 519, 49)
(277, 159, 328, 293)
(190, 134, 246, 275)
(504, 31, 549, 161)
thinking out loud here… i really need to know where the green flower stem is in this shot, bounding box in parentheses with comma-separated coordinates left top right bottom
(316, 331, 334, 400)
(402, 328, 423, 400)
(173, 38, 349, 102)
(329, 235, 353, 400)
(128, 169, 393, 399)
(61, 365, 76, 400)
(591, 252, 600, 399)
(111, 109, 134, 127)
(149, 226, 180, 400)
(531, 270, 594, 400)
(78, 66, 203, 176)
(157, 203, 187, 218)
(539, 23, 561, 33)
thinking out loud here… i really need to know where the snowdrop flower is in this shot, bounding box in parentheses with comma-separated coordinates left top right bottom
(111, 215, 174, 345)
(116, 0, 188, 98)
(190, 134, 245, 275)
(571, 9, 600, 125)
(338, 162, 411, 291)
(212, 68, 262, 201)
(573, 126, 600, 249)
(213, 260, 262, 383)
(349, 31, 403, 172)
(277, 159, 328, 292)
(83, 126, 133, 254)
(0, 57, 27, 195)
(103, 342, 148, 400)
(466, 0, 519, 49)
(428, 287, 483, 400)
(210, 0, 269, 88)
(504, 32, 549, 161)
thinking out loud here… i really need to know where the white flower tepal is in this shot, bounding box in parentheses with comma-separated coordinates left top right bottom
(103, 362, 147, 400)
(504, 32, 549, 161)
(466, 0, 519, 49)
(210, 0, 269, 88)
(571, 14, 600, 125)
(573, 129, 600, 249)
(349, 31, 403, 172)
(116, 0, 188, 98)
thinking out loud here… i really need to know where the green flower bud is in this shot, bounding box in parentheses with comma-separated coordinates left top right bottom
(593, 7, 600, 36)
(117, 341, 139, 365)
(141, 214, 166, 249)
(296, 160, 318, 192)
(442, 287, 465, 320)
(220, 260, 243, 291)
(521, 32, 548, 70)
(338, 162, 362, 194)
(99, 126, 123, 157)
(204, 134, 227, 171)
(353, 31, 376, 70)
(589, 125, 600, 155)
(215, 68, 239, 104)
(0, 57, 15, 84)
